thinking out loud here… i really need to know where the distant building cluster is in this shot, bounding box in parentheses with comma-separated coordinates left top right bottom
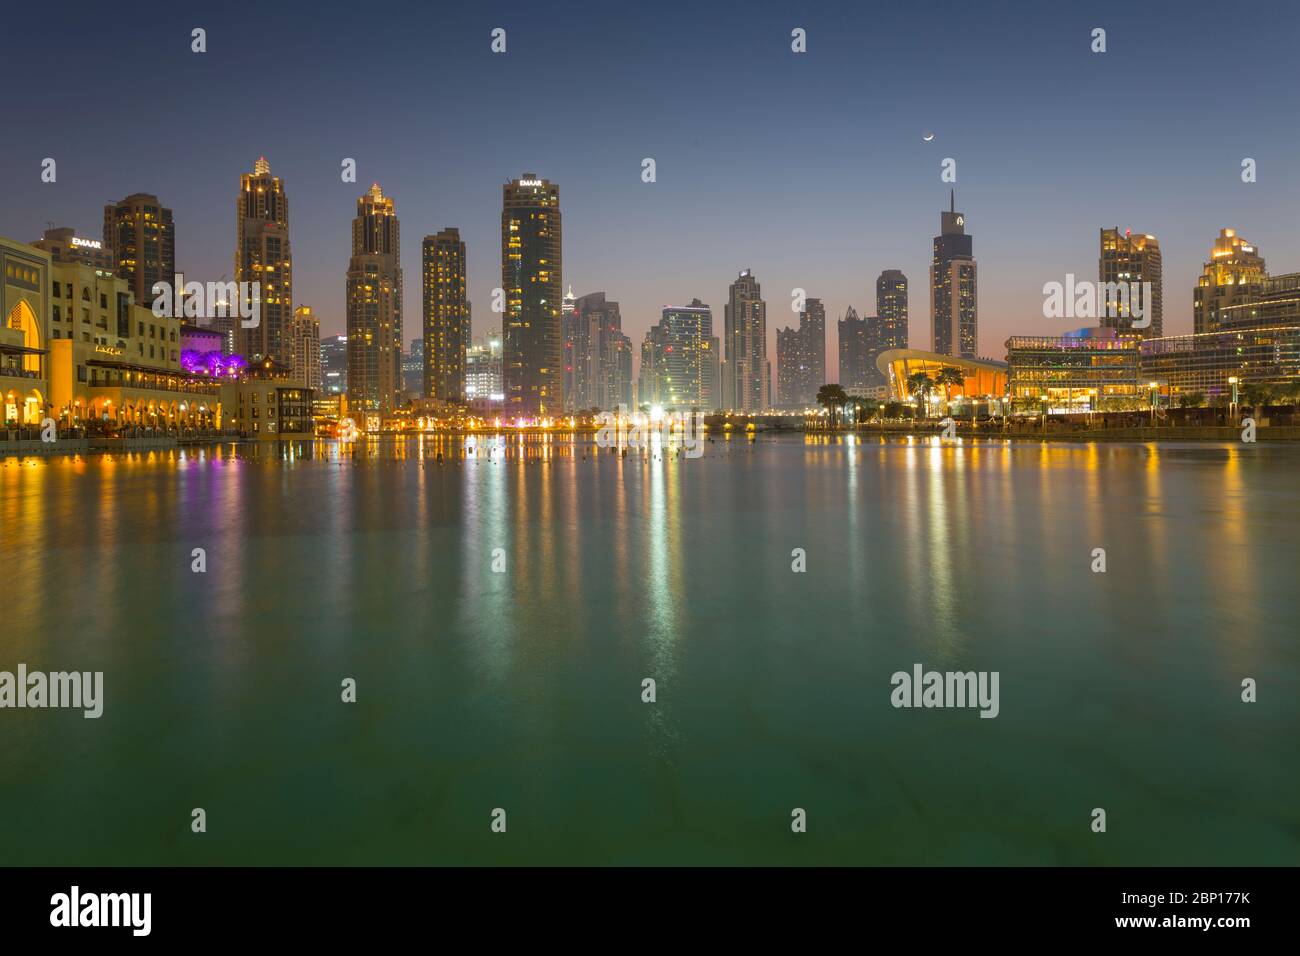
(7, 164, 1300, 433)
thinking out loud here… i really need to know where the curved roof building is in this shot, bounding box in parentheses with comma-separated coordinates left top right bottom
(877, 348, 1008, 401)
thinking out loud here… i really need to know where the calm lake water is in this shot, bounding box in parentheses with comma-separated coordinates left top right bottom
(1, 434, 1296, 865)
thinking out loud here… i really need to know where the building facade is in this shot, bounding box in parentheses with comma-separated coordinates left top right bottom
(321, 333, 347, 396)
(1140, 323, 1300, 399)
(931, 193, 977, 358)
(878, 348, 1007, 405)
(220, 357, 313, 439)
(2, 235, 224, 434)
(466, 337, 504, 412)
(346, 183, 403, 415)
(422, 227, 470, 404)
(501, 173, 562, 419)
(1005, 327, 1141, 410)
(33, 227, 116, 272)
(2, 237, 51, 427)
(289, 305, 322, 391)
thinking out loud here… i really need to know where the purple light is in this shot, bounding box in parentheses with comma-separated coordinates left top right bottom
(181, 350, 249, 378)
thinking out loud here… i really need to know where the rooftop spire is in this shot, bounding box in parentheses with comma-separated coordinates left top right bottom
(950, 189, 955, 213)
(254, 156, 270, 175)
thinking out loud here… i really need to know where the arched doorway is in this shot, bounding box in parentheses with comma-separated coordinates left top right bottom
(6, 300, 42, 376)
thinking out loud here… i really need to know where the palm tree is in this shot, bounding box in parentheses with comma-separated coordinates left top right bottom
(934, 367, 965, 408)
(905, 371, 934, 417)
(816, 384, 849, 428)
(1241, 383, 1273, 415)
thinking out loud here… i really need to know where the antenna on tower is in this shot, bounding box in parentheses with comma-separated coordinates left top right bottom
(950, 189, 955, 213)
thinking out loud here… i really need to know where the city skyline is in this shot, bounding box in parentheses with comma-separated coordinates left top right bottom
(5, 1, 1298, 385)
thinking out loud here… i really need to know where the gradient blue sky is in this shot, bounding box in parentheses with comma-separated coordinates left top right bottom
(4, 0, 1298, 378)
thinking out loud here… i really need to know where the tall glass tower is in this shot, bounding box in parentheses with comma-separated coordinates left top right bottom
(930, 192, 977, 358)
(501, 173, 562, 419)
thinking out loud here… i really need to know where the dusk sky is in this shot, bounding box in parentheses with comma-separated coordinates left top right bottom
(4, 0, 1299, 378)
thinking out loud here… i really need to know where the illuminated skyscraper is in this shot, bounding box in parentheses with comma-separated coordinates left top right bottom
(346, 183, 403, 414)
(321, 334, 347, 395)
(103, 193, 174, 306)
(1193, 228, 1266, 335)
(723, 269, 768, 412)
(931, 192, 977, 358)
(639, 299, 714, 411)
(422, 228, 470, 403)
(289, 305, 321, 391)
(466, 337, 504, 406)
(1099, 227, 1162, 338)
(876, 269, 908, 351)
(235, 158, 292, 364)
(501, 173, 562, 418)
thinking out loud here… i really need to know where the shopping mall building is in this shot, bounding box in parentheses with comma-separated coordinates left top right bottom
(2, 234, 223, 431)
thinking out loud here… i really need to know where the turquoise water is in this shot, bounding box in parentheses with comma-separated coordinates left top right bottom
(1, 434, 1296, 865)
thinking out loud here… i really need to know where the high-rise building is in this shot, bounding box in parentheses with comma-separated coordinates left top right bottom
(838, 306, 870, 388)
(346, 183, 403, 414)
(801, 298, 826, 400)
(877, 269, 908, 351)
(776, 327, 800, 407)
(466, 337, 504, 406)
(613, 332, 634, 412)
(638, 324, 668, 407)
(1099, 227, 1162, 338)
(320, 333, 347, 395)
(289, 305, 321, 390)
(235, 158, 292, 365)
(1194, 228, 1267, 335)
(775, 298, 825, 405)
(421, 228, 469, 404)
(701, 333, 721, 412)
(501, 173, 562, 418)
(403, 338, 423, 398)
(931, 192, 977, 358)
(564, 292, 631, 412)
(638, 299, 714, 411)
(103, 193, 174, 306)
(723, 269, 768, 412)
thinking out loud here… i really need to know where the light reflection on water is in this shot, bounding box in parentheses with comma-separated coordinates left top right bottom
(0, 435, 1296, 865)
